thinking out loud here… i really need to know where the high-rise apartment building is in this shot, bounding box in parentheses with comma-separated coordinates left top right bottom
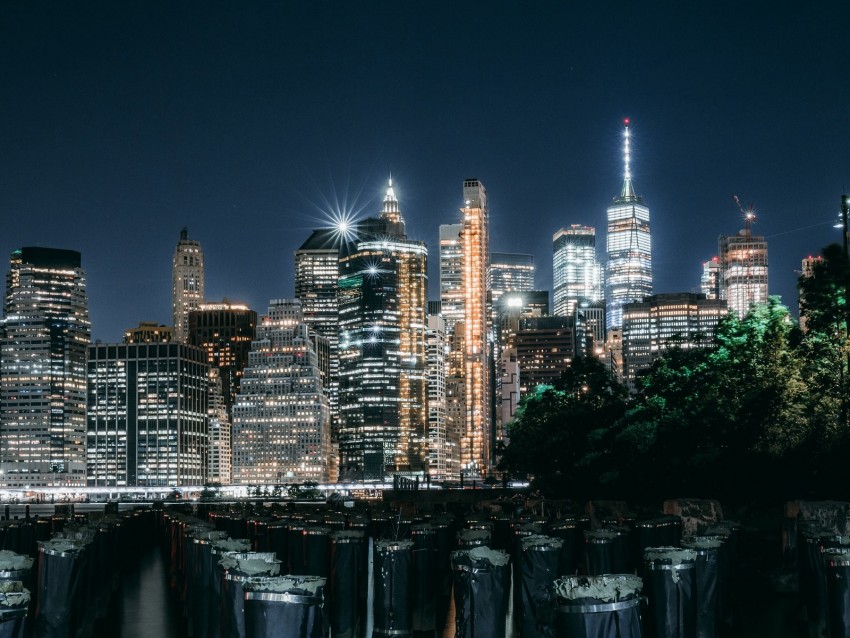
(553, 226, 603, 316)
(188, 301, 257, 417)
(606, 121, 652, 330)
(337, 180, 428, 481)
(622, 293, 728, 391)
(439, 223, 464, 335)
(232, 299, 331, 484)
(86, 341, 208, 486)
(458, 179, 491, 477)
(489, 253, 534, 304)
(719, 227, 768, 318)
(425, 315, 449, 480)
(172, 228, 205, 342)
(0, 247, 90, 487)
(700, 258, 722, 300)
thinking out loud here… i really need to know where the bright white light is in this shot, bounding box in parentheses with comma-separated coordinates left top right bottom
(507, 297, 523, 308)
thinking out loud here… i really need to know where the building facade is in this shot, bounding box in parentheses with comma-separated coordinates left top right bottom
(188, 300, 257, 417)
(552, 226, 603, 317)
(337, 180, 428, 481)
(606, 121, 652, 330)
(232, 299, 331, 484)
(86, 341, 208, 486)
(207, 368, 232, 485)
(515, 316, 578, 397)
(622, 293, 728, 391)
(0, 247, 90, 487)
(124, 322, 173, 343)
(489, 253, 534, 304)
(425, 314, 449, 480)
(172, 227, 205, 342)
(719, 229, 768, 318)
(439, 223, 464, 335)
(700, 257, 722, 300)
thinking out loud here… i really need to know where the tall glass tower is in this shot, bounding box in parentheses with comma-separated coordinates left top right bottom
(605, 120, 652, 330)
(552, 225, 603, 316)
(172, 227, 205, 342)
(1, 247, 90, 487)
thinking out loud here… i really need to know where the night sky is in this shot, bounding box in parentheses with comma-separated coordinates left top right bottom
(2, 2, 849, 341)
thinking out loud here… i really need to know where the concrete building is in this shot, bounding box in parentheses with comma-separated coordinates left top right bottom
(232, 299, 331, 484)
(0, 247, 90, 487)
(172, 228, 205, 343)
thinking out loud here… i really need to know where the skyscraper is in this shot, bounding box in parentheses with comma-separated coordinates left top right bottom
(425, 315, 449, 480)
(337, 179, 428, 481)
(439, 223, 464, 334)
(606, 120, 652, 330)
(207, 368, 232, 485)
(188, 300, 257, 417)
(295, 227, 343, 433)
(172, 227, 205, 342)
(489, 253, 535, 304)
(719, 224, 769, 318)
(552, 225, 603, 316)
(232, 299, 331, 484)
(86, 341, 208, 486)
(700, 257, 722, 300)
(459, 179, 490, 477)
(0, 247, 90, 487)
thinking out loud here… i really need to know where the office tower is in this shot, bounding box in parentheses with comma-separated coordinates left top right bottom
(124, 322, 174, 343)
(0, 247, 90, 487)
(337, 180, 428, 481)
(515, 316, 578, 397)
(489, 253, 534, 304)
(576, 301, 607, 359)
(719, 226, 769, 318)
(188, 300, 257, 417)
(622, 293, 728, 391)
(295, 227, 343, 432)
(207, 368, 231, 485)
(426, 315, 448, 480)
(86, 341, 208, 486)
(496, 290, 550, 352)
(439, 223, 464, 334)
(172, 227, 205, 342)
(606, 120, 652, 330)
(459, 178, 491, 477)
(232, 299, 331, 484)
(700, 258, 722, 300)
(553, 226, 604, 316)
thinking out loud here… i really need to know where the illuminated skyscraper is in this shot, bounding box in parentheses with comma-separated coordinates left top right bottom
(188, 300, 257, 417)
(425, 315, 449, 480)
(622, 293, 728, 391)
(489, 253, 534, 304)
(606, 120, 652, 330)
(172, 227, 205, 342)
(439, 223, 464, 334)
(700, 257, 722, 300)
(553, 225, 603, 316)
(719, 226, 768, 318)
(295, 227, 344, 433)
(337, 179, 428, 481)
(207, 368, 231, 485)
(459, 178, 490, 478)
(0, 247, 90, 487)
(86, 341, 208, 486)
(232, 299, 331, 484)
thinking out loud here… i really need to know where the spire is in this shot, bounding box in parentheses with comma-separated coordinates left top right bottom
(379, 176, 404, 227)
(619, 119, 637, 200)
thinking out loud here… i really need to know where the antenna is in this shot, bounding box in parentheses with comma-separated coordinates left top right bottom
(623, 119, 631, 181)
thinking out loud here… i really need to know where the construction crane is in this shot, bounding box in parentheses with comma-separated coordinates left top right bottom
(733, 195, 756, 234)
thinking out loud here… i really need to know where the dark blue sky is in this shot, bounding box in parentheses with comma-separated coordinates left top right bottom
(2, 2, 849, 341)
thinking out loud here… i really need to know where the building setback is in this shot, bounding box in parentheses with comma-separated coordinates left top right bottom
(0, 247, 90, 487)
(622, 293, 728, 391)
(232, 299, 331, 484)
(86, 341, 208, 487)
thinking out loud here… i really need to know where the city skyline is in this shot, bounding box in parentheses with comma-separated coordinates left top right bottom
(2, 3, 848, 342)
